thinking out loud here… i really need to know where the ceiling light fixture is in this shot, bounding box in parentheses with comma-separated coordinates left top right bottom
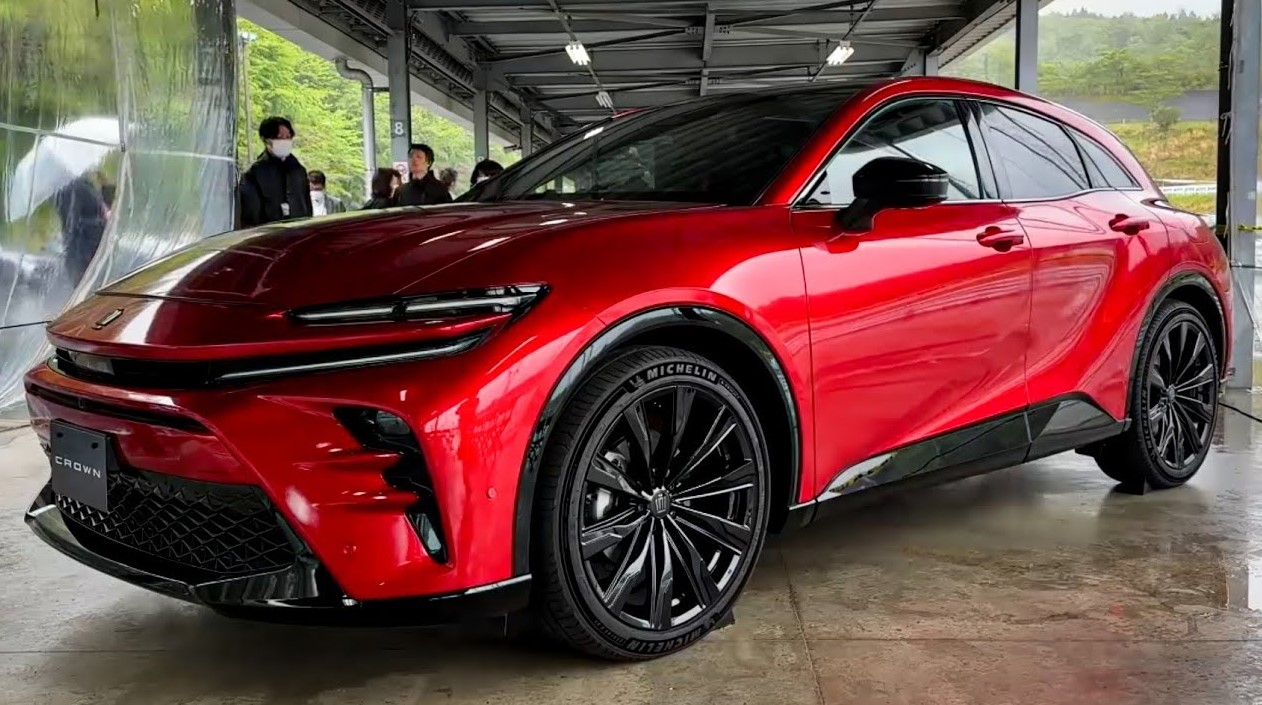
(595, 91, 614, 109)
(826, 40, 855, 67)
(565, 41, 590, 66)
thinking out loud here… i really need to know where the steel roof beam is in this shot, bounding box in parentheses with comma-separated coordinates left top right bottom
(451, 6, 961, 35)
(492, 41, 908, 75)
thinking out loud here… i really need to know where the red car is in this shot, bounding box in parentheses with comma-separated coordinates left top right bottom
(24, 77, 1230, 660)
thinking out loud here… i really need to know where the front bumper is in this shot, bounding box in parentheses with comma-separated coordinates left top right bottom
(25, 483, 531, 624)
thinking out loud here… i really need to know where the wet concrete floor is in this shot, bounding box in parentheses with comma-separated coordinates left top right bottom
(5, 395, 1262, 704)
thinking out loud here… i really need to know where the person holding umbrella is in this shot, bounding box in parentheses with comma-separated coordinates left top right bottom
(4, 117, 121, 287)
(238, 117, 312, 227)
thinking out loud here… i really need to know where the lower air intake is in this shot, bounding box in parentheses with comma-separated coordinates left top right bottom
(55, 467, 297, 580)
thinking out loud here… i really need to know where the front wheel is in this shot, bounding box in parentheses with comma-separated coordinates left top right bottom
(532, 346, 771, 660)
(1095, 300, 1221, 489)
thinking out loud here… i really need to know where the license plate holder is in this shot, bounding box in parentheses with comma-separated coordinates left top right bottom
(49, 421, 111, 512)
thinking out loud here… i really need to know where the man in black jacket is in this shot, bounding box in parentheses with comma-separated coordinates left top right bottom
(396, 143, 453, 206)
(239, 117, 312, 227)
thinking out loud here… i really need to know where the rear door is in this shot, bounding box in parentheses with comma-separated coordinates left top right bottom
(974, 101, 1171, 419)
(796, 98, 1033, 498)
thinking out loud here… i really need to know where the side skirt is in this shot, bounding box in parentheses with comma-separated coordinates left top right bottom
(786, 394, 1127, 528)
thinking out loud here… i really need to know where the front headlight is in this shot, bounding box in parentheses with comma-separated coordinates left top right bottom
(289, 284, 547, 325)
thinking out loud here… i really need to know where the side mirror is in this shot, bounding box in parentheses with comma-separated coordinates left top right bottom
(837, 157, 949, 233)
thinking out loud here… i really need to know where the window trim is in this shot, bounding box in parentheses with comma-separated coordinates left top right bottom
(1070, 129, 1142, 191)
(971, 98, 1145, 204)
(791, 94, 1000, 210)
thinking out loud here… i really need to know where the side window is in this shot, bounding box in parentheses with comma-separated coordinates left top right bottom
(982, 105, 1089, 199)
(805, 100, 981, 206)
(1075, 133, 1139, 189)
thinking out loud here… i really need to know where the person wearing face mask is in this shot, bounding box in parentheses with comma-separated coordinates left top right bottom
(238, 116, 312, 227)
(307, 171, 345, 217)
(396, 143, 453, 207)
(470, 159, 504, 187)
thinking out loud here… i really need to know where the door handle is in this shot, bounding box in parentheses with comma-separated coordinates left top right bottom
(1109, 214, 1151, 235)
(976, 227, 1025, 251)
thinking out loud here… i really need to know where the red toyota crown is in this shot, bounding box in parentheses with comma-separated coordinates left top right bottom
(24, 77, 1230, 660)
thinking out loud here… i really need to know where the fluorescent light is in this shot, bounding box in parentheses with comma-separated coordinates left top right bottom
(826, 41, 855, 67)
(596, 91, 614, 109)
(565, 41, 590, 66)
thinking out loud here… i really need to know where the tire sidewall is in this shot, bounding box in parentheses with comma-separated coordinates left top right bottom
(551, 350, 771, 657)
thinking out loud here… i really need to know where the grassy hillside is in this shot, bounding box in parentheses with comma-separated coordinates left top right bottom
(1108, 121, 1217, 213)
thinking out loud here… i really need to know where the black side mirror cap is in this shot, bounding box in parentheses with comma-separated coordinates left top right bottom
(838, 157, 950, 233)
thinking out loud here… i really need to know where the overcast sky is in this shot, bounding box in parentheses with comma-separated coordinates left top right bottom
(1047, 0, 1219, 16)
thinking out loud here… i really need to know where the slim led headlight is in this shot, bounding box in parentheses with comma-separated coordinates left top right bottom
(290, 284, 547, 325)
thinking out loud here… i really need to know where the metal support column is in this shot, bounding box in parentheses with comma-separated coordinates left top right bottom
(923, 52, 939, 77)
(386, 0, 412, 172)
(1015, 0, 1038, 93)
(473, 68, 490, 162)
(335, 58, 377, 199)
(519, 104, 534, 157)
(1221, 0, 1261, 388)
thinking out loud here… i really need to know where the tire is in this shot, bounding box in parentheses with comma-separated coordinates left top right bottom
(532, 346, 771, 660)
(1095, 300, 1221, 489)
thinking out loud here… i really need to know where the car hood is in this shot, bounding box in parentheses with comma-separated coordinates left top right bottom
(100, 201, 706, 309)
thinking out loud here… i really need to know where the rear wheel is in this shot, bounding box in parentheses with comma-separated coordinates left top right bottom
(532, 346, 770, 660)
(1095, 300, 1220, 488)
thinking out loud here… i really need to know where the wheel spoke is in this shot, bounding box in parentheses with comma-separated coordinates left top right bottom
(664, 386, 697, 471)
(1176, 364, 1216, 393)
(622, 400, 655, 469)
(1170, 407, 1188, 467)
(666, 516, 720, 608)
(588, 455, 643, 497)
(1177, 327, 1206, 385)
(1176, 323, 1191, 378)
(602, 522, 652, 613)
(675, 460, 756, 501)
(674, 505, 752, 555)
(1148, 400, 1166, 425)
(581, 509, 649, 559)
(669, 408, 736, 491)
(1159, 334, 1173, 378)
(648, 523, 674, 630)
(1148, 365, 1167, 393)
(1157, 410, 1175, 460)
(1176, 394, 1214, 425)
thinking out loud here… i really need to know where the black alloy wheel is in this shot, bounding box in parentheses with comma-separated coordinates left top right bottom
(1144, 318, 1217, 475)
(533, 346, 770, 660)
(577, 382, 759, 631)
(1096, 300, 1220, 489)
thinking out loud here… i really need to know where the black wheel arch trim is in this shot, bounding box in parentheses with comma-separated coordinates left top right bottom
(512, 305, 803, 577)
(1128, 271, 1228, 418)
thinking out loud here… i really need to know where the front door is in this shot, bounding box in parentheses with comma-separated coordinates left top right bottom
(796, 98, 1033, 499)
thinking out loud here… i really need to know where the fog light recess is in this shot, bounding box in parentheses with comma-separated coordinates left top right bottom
(333, 407, 450, 564)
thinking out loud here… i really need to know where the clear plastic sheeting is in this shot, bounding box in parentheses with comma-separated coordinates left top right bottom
(0, 0, 237, 420)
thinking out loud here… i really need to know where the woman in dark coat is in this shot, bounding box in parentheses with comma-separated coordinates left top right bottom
(362, 168, 402, 209)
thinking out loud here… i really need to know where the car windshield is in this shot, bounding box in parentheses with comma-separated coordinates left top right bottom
(462, 88, 852, 205)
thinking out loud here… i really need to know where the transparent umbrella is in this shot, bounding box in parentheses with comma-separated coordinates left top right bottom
(5, 117, 121, 222)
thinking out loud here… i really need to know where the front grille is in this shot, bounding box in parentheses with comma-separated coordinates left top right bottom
(55, 468, 297, 580)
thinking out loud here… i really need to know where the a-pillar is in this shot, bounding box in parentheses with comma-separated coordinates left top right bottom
(473, 67, 490, 162)
(1015, 0, 1038, 93)
(386, 0, 412, 171)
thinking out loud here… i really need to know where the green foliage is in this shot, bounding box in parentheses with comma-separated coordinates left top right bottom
(1151, 105, 1181, 134)
(238, 18, 517, 204)
(946, 10, 1220, 102)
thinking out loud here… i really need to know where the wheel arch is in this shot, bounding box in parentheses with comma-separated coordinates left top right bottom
(513, 305, 802, 577)
(1126, 271, 1228, 418)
